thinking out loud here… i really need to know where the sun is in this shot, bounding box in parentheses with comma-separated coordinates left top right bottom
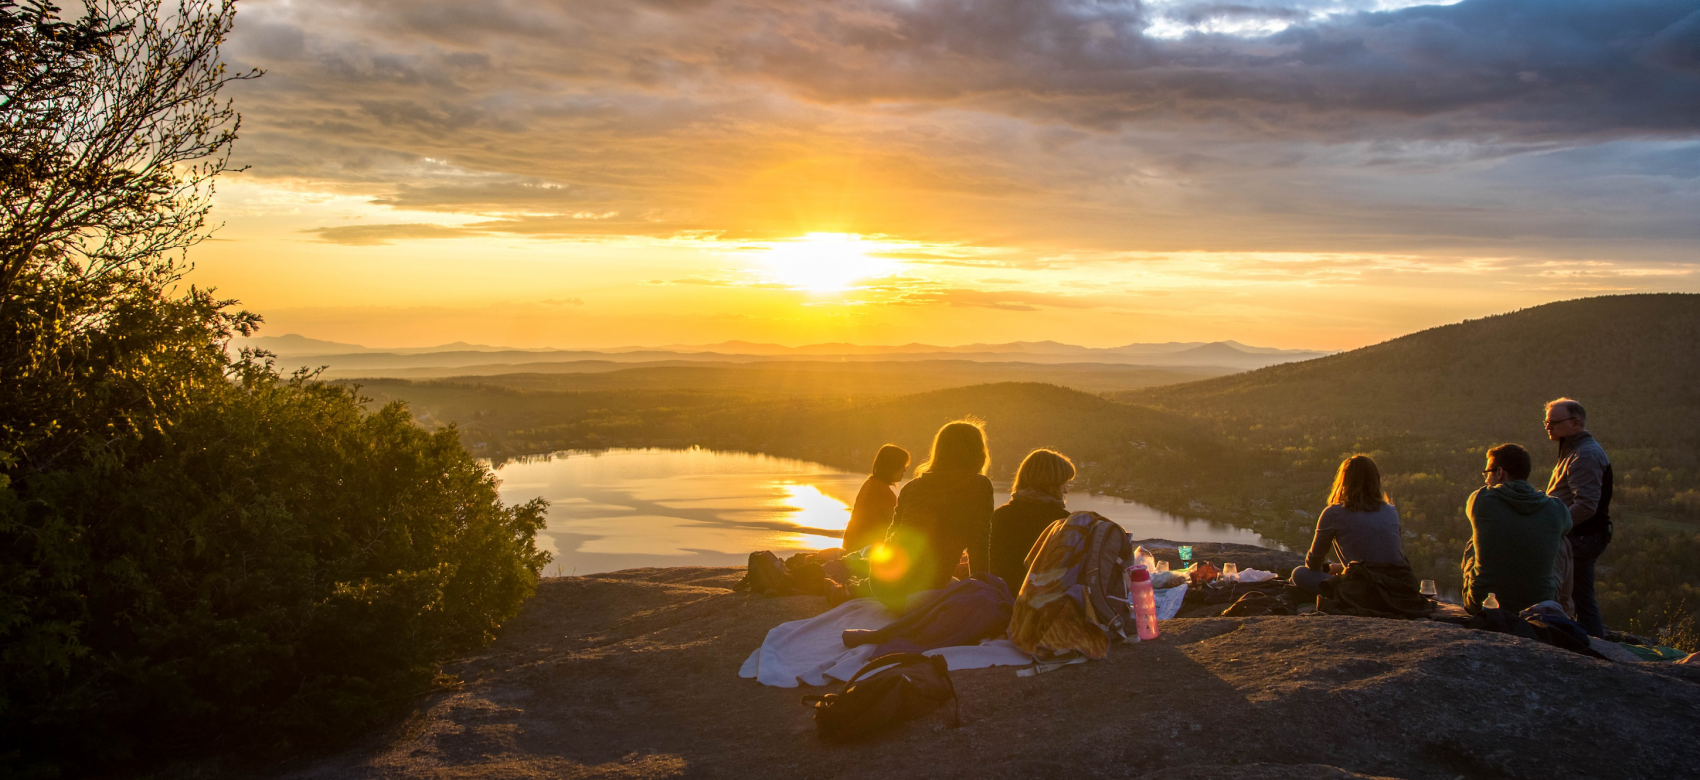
(760, 233, 898, 292)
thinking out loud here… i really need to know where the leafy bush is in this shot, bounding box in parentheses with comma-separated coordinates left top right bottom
(1, 3, 549, 773)
(0, 273, 549, 774)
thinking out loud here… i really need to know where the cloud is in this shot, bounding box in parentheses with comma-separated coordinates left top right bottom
(223, 0, 1700, 260)
(734, 0, 1700, 139)
(305, 223, 484, 245)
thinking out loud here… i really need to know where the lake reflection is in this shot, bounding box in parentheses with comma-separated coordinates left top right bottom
(496, 447, 1278, 576)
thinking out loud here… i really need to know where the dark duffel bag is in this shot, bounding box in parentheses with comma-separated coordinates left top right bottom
(800, 652, 960, 742)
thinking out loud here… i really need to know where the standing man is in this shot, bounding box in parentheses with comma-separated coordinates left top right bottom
(1544, 398, 1613, 637)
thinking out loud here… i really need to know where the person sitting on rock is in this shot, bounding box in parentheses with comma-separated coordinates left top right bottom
(841, 444, 909, 554)
(989, 448, 1075, 589)
(1291, 454, 1406, 596)
(1462, 443, 1572, 614)
(870, 420, 994, 611)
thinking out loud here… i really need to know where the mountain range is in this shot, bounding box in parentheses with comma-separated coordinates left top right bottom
(233, 336, 1333, 375)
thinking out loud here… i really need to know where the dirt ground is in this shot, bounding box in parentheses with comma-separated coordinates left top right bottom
(257, 557, 1700, 780)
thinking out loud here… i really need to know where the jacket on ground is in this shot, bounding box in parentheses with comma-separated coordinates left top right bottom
(1317, 560, 1433, 620)
(841, 573, 1014, 656)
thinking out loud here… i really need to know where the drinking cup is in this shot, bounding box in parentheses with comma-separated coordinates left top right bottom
(1419, 580, 1438, 597)
(1222, 562, 1238, 582)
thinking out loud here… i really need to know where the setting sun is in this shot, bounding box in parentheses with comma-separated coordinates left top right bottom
(759, 233, 899, 292)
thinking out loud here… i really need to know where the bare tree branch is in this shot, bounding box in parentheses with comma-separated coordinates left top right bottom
(0, 0, 258, 308)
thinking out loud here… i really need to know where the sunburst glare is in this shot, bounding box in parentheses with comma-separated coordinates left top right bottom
(757, 233, 899, 292)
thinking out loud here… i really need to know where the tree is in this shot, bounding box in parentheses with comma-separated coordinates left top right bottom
(0, 4, 553, 773)
(1, 0, 256, 477)
(1, 0, 254, 307)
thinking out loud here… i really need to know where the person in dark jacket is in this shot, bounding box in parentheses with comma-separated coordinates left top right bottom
(1291, 454, 1407, 596)
(1544, 397, 1613, 637)
(989, 449, 1075, 590)
(870, 420, 994, 611)
(1462, 443, 1572, 614)
(841, 445, 909, 553)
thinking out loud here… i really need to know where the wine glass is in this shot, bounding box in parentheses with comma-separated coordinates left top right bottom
(1178, 546, 1193, 562)
(1419, 580, 1438, 597)
(1222, 562, 1238, 583)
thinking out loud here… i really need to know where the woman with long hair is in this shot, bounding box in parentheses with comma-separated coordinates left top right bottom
(841, 444, 909, 553)
(989, 449, 1075, 588)
(869, 420, 994, 609)
(1292, 454, 1407, 595)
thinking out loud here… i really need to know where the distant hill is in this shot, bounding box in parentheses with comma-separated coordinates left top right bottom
(343, 361, 1231, 394)
(234, 335, 536, 356)
(235, 333, 371, 355)
(1120, 293, 1700, 446)
(268, 339, 1330, 375)
(640, 339, 1323, 358)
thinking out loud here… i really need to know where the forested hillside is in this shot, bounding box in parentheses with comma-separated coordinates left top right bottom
(356, 381, 1239, 511)
(1116, 294, 1700, 642)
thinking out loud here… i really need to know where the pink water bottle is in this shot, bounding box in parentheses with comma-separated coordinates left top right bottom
(1127, 566, 1160, 640)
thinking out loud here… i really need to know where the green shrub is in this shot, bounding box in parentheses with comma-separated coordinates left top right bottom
(0, 275, 549, 773)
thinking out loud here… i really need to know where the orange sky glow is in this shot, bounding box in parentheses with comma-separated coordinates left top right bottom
(192, 0, 1700, 352)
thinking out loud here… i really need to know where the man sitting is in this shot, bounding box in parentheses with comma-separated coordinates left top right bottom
(1462, 444, 1572, 614)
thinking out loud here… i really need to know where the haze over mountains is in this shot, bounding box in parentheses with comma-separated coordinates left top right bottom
(236, 335, 1332, 378)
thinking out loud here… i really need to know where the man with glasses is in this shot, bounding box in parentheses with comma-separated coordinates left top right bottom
(1461, 444, 1571, 614)
(1544, 397, 1613, 637)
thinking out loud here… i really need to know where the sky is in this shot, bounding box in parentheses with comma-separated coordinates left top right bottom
(195, 0, 1700, 351)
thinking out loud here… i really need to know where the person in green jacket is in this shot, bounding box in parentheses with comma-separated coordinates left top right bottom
(1462, 443, 1573, 613)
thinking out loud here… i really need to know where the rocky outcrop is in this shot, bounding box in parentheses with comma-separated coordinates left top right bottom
(272, 566, 1700, 780)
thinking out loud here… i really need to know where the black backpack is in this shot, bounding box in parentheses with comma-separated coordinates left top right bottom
(800, 653, 960, 742)
(733, 550, 795, 596)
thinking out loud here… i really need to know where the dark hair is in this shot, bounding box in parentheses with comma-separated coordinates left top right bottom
(1487, 443, 1532, 481)
(915, 420, 988, 476)
(871, 444, 910, 483)
(1327, 454, 1390, 512)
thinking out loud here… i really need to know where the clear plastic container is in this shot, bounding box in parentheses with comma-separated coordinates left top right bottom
(1132, 545, 1157, 575)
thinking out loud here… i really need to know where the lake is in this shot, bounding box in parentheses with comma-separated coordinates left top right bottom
(495, 447, 1281, 576)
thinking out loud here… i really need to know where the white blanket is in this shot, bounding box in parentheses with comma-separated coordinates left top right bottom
(739, 597, 1035, 688)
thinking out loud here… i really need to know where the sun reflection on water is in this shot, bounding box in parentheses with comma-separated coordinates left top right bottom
(773, 482, 851, 534)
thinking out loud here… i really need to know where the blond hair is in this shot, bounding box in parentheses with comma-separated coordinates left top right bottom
(915, 419, 988, 476)
(1012, 449, 1075, 499)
